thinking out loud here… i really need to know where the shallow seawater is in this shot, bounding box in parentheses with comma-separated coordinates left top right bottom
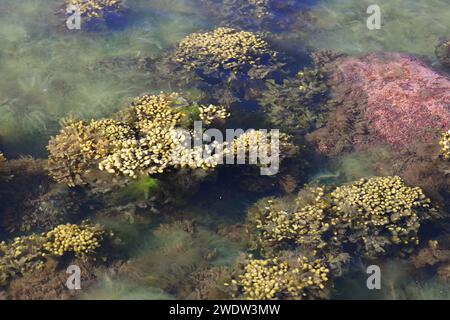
(304, 0, 450, 58)
(0, 0, 209, 156)
(0, 0, 449, 301)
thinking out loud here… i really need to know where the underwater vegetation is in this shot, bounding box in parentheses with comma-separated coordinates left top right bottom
(46, 93, 227, 186)
(412, 240, 450, 281)
(47, 91, 296, 188)
(43, 222, 105, 258)
(169, 26, 287, 107)
(59, 0, 133, 33)
(174, 27, 276, 75)
(0, 75, 54, 138)
(199, 0, 291, 31)
(1, 0, 450, 301)
(307, 51, 450, 200)
(258, 67, 330, 134)
(328, 176, 439, 255)
(0, 233, 46, 287)
(436, 38, 450, 69)
(0, 0, 210, 156)
(236, 175, 443, 300)
(231, 252, 330, 300)
(197, 0, 314, 54)
(113, 218, 243, 299)
(440, 130, 450, 160)
(309, 52, 450, 152)
(198, 104, 230, 125)
(305, 0, 450, 59)
(247, 186, 331, 256)
(248, 176, 440, 259)
(0, 221, 108, 287)
(65, 0, 124, 24)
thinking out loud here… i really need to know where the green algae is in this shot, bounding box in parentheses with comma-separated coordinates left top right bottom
(306, 0, 450, 58)
(0, 0, 209, 156)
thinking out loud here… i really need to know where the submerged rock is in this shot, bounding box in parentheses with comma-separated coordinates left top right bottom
(309, 52, 450, 152)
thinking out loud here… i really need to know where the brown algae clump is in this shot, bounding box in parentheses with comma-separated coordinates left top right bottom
(100, 93, 231, 177)
(0, 235, 47, 287)
(174, 27, 276, 73)
(199, 105, 230, 125)
(439, 130, 450, 159)
(234, 253, 330, 300)
(0, 221, 105, 286)
(231, 129, 297, 165)
(47, 92, 295, 187)
(258, 67, 330, 134)
(47, 118, 134, 186)
(47, 93, 231, 185)
(99, 93, 185, 178)
(241, 176, 440, 300)
(247, 176, 439, 259)
(43, 222, 105, 258)
(329, 176, 439, 257)
(247, 187, 330, 256)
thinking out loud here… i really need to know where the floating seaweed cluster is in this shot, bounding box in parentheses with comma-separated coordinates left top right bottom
(0, 0, 449, 300)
